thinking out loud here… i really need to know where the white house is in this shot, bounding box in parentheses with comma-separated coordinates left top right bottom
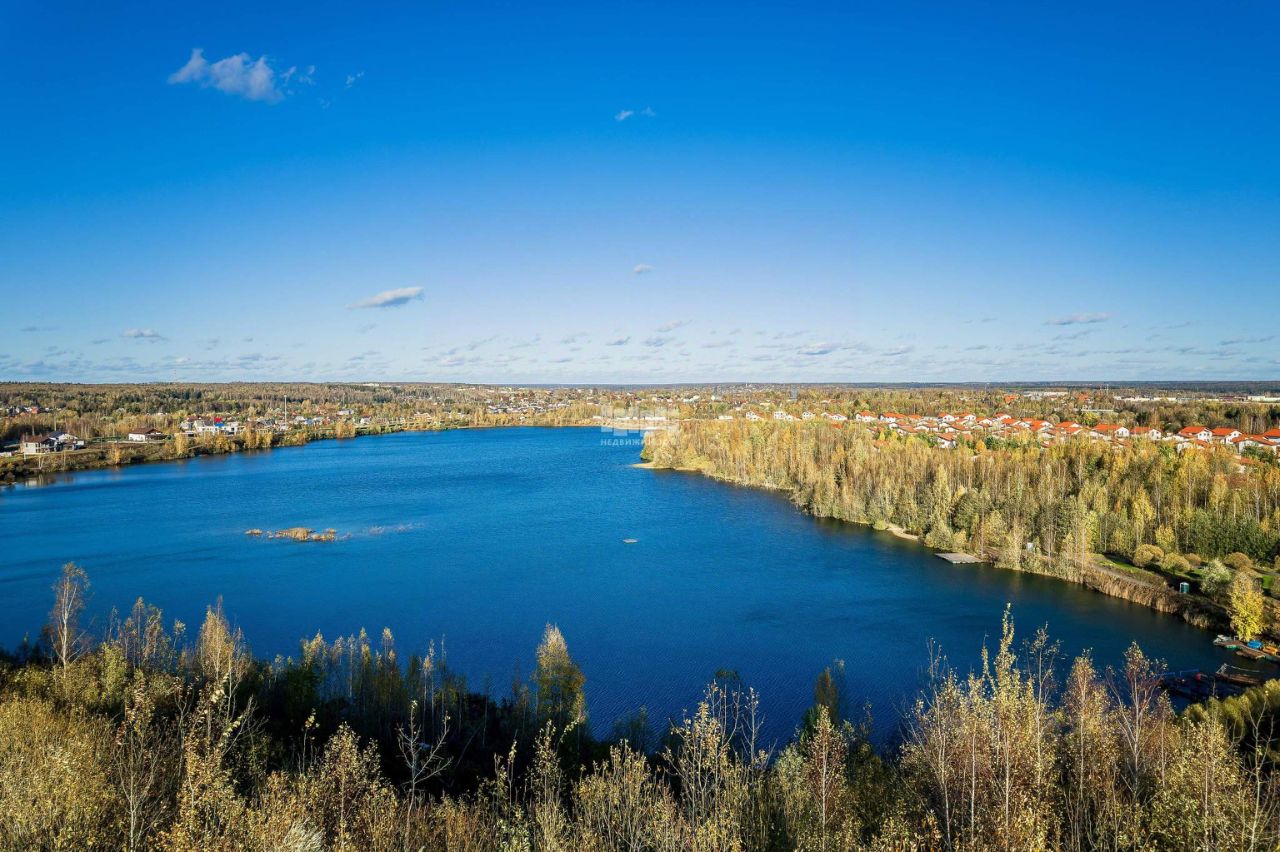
(127, 428, 166, 442)
(1177, 425, 1213, 442)
(20, 432, 84, 455)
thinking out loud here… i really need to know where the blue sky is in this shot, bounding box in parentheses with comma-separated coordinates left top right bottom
(2, 1, 1278, 383)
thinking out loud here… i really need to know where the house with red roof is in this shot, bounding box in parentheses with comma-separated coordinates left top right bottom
(1210, 427, 1241, 444)
(1178, 425, 1213, 442)
(1092, 423, 1130, 439)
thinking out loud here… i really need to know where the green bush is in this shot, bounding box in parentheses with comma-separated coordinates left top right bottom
(1133, 543, 1164, 568)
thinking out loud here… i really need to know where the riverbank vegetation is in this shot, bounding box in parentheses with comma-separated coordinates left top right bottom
(642, 420, 1280, 636)
(2, 564, 1280, 849)
(0, 382, 603, 483)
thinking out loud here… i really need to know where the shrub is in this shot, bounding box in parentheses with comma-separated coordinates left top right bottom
(1161, 553, 1191, 575)
(1224, 552, 1255, 573)
(1133, 544, 1164, 568)
(1200, 560, 1233, 600)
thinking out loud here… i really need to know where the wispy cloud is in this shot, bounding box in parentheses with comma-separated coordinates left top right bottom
(632, 263, 653, 275)
(643, 335, 673, 348)
(280, 64, 315, 88)
(349, 286, 424, 309)
(168, 48, 293, 103)
(1219, 334, 1275, 346)
(605, 336, 631, 346)
(1052, 329, 1095, 341)
(615, 106, 656, 122)
(798, 342, 839, 356)
(345, 71, 364, 89)
(655, 319, 690, 333)
(122, 328, 165, 341)
(1044, 312, 1110, 326)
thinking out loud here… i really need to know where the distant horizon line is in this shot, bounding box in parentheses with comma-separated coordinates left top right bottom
(3, 378, 1280, 390)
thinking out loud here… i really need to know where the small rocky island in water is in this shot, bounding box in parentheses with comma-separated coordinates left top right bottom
(245, 526, 342, 542)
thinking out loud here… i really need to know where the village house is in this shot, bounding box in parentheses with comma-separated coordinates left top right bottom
(20, 432, 84, 455)
(1092, 423, 1130, 439)
(1177, 425, 1213, 442)
(126, 428, 166, 442)
(1209, 427, 1241, 444)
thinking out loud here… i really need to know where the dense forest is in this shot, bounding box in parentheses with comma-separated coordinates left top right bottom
(642, 421, 1280, 634)
(3, 564, 1280, 850)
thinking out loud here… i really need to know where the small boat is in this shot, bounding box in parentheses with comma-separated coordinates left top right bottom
(1215, 664, 1264, 688)
(1159, 671, 1217, 700)
(622, 538, 638, 544)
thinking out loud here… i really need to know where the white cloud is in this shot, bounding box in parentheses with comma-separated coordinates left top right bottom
(605, 336, 631, 346)
(1044, 312, 1111, 326)
(616, 106, 656, 122)
(168, 48, 291, 103)
(798, 342, 839, 356)
(345, 71, 364, 89)
(643, 335, 673, 347)
(655, 319, 690, 332)
(632, 263, 653, 275)
(122, 328, 165, 341)
(349, 286, 424, 309)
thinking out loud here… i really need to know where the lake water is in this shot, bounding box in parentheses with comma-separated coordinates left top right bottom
(0, 427, 1245, 744)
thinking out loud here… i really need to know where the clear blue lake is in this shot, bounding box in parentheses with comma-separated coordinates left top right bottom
(0, 427, 1245, 744)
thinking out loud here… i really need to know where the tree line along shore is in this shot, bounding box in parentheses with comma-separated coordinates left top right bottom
(3, 563, 1280, 850)
(641, 419, 1280, 641)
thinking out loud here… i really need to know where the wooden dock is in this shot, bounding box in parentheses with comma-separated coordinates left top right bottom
(937, 553, 981, 564)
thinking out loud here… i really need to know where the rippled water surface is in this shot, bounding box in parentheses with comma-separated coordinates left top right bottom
(0, 427, 1241, 742)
